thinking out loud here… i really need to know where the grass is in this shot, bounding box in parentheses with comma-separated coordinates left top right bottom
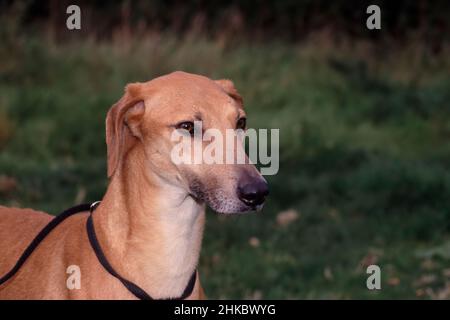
(1, 30, 450, 299)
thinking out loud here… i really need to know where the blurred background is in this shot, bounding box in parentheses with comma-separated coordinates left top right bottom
(0, 0, 450, 299)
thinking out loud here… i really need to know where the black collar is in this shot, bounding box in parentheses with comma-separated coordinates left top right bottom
(86, 201, 197, 300)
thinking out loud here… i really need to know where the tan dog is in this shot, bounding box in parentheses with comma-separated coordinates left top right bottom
(0, 71, 268, 299)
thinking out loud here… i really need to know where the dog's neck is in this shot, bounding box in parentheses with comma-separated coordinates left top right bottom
(92, 148, 205, 299)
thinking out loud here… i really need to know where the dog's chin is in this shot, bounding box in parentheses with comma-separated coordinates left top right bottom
(188, 187, 264, 214)
(208, 200, 265, 215)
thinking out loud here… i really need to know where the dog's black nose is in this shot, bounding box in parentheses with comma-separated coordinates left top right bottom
(238, 179, 269, 207)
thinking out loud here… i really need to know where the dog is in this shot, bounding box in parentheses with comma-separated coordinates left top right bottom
(0, 71, 268, 299)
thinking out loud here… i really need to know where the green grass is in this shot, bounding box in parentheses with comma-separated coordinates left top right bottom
(1, 32, 450, 299)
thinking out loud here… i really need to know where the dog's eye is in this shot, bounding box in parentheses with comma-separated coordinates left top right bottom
(176, 121, 195, 135)
(236, 117, 246, 130)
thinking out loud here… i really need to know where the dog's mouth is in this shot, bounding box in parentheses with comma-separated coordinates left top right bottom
(187, 176, 267, 214)
(208, 196, 263, 214)
(189, 188, 265, 214)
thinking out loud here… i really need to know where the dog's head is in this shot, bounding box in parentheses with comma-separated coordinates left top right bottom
(105, 71, 268, 214)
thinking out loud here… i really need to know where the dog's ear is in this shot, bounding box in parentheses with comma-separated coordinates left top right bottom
(215, 79, 243, 107)
(105, 83, 145, 178)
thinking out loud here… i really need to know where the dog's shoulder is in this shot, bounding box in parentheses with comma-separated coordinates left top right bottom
(0, 207, 53, 274)
(0, 206, 53, 231)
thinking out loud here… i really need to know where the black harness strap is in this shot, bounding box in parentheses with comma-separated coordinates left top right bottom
(0, 202, 197, 300)
(0, 203, 92, 286)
